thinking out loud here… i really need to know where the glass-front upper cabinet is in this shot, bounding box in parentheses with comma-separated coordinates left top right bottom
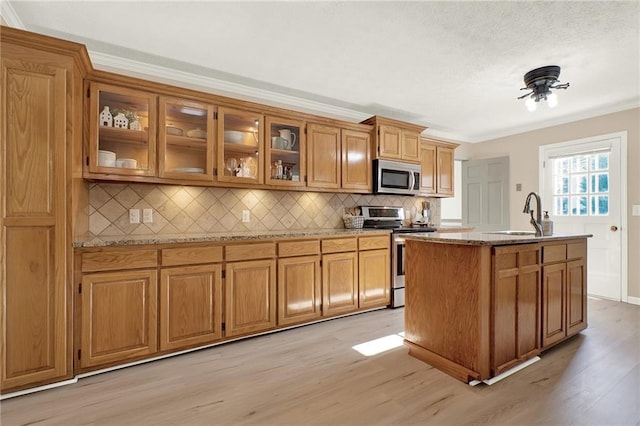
(265, 116, 305, 187)
(217, 107, 263, 184)
(158, 97, 215, 181)
(88, 82, 156, 177)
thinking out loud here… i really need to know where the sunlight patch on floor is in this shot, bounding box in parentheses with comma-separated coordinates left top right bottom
(352, 333, 405, 356)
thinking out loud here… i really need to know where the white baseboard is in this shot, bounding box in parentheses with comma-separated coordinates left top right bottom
(626, 296, 640, 305)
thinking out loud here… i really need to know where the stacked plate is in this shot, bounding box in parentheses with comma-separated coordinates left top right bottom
(98, 150, 116, 167)
(172, 167, 204, 174)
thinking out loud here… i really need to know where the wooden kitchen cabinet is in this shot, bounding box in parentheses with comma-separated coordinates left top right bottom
(307, 123, 372, 191)
(160, 263, 223, 351)
(76, 247, 159, 371)
(541, 240, 587, 349)
(361, 116, 426, 163)
(225, 241, 277, 337)
(158, 97, 215, 182)
(88, 82, 157, 177)
(1, 28, 88, 392)
(492, 244, 541, 376)
(358, 235, 391, 309)
(277, 240, 322, 326)
(419, 138, 457, 197)
(321, 237, 359, 316)
(79, 269, 158, 369)
(265, 116, 305, 187)
(217, 106, 263, 185)
(307, 123, 341, 189)
(341, 128, 372, 191)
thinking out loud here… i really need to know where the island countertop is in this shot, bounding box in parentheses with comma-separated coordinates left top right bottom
(403, 231, 592, 246)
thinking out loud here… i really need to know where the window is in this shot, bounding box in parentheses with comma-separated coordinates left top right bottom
(551, 151, 609, 216)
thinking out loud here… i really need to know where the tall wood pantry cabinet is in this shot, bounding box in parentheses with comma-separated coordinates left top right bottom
(0, 26, 90, 393)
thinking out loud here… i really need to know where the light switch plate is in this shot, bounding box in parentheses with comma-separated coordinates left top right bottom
(143, 208, 153, 223)
(632, 205, 640, 216)
(129, 209, 140, 224)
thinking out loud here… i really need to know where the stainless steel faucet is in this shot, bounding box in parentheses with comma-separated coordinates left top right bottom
(523, 192, 543, 236)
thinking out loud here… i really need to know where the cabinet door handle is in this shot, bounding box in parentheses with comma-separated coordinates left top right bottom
(610, 225, 618, 232)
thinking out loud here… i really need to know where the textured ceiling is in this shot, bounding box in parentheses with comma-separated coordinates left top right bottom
(4, 1, 639, 143)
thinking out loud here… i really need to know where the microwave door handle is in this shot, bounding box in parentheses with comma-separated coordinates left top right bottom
(409, 171, 416, 190)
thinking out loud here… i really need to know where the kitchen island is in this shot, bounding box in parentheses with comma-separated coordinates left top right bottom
(403, 231, 591, 383)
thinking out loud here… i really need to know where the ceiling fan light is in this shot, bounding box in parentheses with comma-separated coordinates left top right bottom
(525, 97, 537, 112)
(547, 92, 558, 108)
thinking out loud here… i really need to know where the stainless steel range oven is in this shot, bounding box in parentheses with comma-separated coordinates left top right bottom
(360, 206, 436, 308)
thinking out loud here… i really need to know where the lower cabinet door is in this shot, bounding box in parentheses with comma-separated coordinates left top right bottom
(567, 258, 587, 336)
(225, 259, 276, 337)
(160, 264, 223, 351)
(358, 249, 390, 308)
(322, 252, 358, 316)
(80, 270, 158, 369)
(492, 245, 540, 375)
(542, 263, 567, 348)
(277, 256, 322, 326)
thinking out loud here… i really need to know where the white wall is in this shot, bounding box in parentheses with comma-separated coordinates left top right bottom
(461, 108, 640, 299)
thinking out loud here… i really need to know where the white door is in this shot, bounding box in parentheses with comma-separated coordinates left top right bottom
(540, 132, 626, 301)
(462, 157, 510, 232)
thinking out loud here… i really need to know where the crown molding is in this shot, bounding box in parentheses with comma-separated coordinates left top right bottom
(1, 0, 25, 28)
(88, 50, 371, 124)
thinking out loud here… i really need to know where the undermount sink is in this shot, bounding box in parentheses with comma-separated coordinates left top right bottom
(484, 230, 537, 236)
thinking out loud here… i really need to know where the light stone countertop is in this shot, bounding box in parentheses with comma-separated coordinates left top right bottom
(404, 231, 592, 246)
(73, 228, 392, 248)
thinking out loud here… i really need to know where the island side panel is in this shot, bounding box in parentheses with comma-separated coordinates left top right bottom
(404, 240, 492, 381)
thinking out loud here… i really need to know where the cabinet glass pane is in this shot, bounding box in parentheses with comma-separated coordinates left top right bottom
(164, 102, 208, 174)
(267, 121, 301, 183)
(98, 91, 151, 172)
(222, 112, 260, 180)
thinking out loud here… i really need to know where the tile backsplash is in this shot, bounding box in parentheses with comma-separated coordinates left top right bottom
(88, 183, 440, 237)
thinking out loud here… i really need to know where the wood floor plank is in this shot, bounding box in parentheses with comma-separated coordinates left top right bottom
(1, 298, 638, 425)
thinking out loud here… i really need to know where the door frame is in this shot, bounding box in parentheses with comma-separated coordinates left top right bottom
(538, 131, 628, 302)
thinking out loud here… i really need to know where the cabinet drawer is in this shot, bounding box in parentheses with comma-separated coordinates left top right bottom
(278, 240, 320, 257)
(225, 242, 276, 261)
(567, 241, 586, 260)
(81, 248, 158, 272)
(161, 245, 223, 266)
(542, 244, 567, 263)
(359, 235, 390, 251)
(322, 237, 357, 253)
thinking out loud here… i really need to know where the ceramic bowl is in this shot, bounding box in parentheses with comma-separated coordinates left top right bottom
(224, 130, 244, 144)
(117, 158, 137, 169)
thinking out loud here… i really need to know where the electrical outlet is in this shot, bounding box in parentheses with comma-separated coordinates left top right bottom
(129, 209, 140, 224)
(143, 208, 153, 223)
(242, 210, 250, 223)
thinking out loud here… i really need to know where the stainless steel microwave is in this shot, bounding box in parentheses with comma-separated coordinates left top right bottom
(373, 159, 420, 195)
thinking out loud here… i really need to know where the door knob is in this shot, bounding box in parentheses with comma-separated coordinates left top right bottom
(610, 225, 618, 232)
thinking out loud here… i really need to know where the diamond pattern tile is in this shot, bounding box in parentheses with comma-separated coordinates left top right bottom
(88, 183, 441, 237)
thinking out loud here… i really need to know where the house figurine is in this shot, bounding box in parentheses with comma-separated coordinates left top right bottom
(99, 106, 113, 127)
(113, 112, 129, 129)
(129, 120, 142, 131)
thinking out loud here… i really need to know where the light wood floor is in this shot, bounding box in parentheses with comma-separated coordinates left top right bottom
(2, 298, 639, 426)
